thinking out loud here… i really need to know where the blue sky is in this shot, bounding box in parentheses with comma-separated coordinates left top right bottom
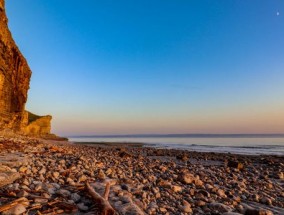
(6, 0, 284, 135)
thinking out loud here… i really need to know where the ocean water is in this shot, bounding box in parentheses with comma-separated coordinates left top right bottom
(69, 136, 284, 156)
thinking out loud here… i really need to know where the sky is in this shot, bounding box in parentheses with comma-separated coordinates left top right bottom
(5, 0, 284, 136)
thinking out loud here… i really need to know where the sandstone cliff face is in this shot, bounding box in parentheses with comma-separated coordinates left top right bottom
(24, 112, 52, 136)
(0, 0, 31, 131)
(0, 0, 52, 136)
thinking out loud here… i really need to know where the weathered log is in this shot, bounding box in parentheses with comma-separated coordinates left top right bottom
(86, 181, 115, 215)
(55, 202, 78, 213)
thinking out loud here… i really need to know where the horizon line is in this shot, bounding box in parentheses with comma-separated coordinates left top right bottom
(68, 133, 284, 138)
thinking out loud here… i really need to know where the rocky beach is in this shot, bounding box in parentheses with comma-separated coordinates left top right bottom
(0, 136, 283, 215)
(1, 0, 284, 214)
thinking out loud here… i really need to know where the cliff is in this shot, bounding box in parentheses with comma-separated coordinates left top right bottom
(24, 112, 52, 136)
(0, 0, 52, 137)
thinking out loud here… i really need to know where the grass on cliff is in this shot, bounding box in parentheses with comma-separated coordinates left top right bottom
(28, 112, 42, 123)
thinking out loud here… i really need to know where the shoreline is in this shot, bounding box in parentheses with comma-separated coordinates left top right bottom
(0, 136, 284, 214)
(72, 141, 284, 156)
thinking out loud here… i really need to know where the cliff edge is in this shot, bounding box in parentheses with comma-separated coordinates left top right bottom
(0, 0, 53, 137)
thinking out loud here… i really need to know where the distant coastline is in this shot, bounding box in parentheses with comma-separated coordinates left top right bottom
(69, 133, 284, 138)
(69, 134, 284, 156)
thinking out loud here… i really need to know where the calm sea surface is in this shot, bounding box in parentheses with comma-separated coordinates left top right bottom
(69, 137, 284, 156)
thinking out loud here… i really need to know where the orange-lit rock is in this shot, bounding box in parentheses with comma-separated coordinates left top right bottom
(0, 0, 53, 137)
(23, 112, 52, 136)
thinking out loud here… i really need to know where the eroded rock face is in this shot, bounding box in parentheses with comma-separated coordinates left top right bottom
(0, 0, 31, 131)
(24, 112, 52, 136)
(0, 0, 52, 136)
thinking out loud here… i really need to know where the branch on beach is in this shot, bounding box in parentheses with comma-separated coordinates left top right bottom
(86, 181, 115, 215)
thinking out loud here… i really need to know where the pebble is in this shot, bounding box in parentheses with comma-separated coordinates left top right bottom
(209, 202, 232, 213)
(1, 136, 283, 215)
(172, 185, 182, 192)
(77, 203, 89, 211)
(179, 200, 192, 213)
(245, 208, 274, 215)
(260, 197, 273, 205)
(17, 190, 29, 197)
(71, 193, 81, 202)
(217, 189, 227, 198)
(47, 188, 56, 195)
(52, 171, 60, 179)
(179, 172, 195, 184)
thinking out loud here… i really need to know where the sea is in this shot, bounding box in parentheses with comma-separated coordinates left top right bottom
(69, 134, 284, 156)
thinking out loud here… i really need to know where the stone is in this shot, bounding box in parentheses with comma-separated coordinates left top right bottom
(17, 190, 29, 197)
(34, 183, 43, 191)
(227, 160, 244, 170)
(0, 173, 7, 180)
(245, 209, 274, 215)
(176, 154, 189, 161)
(67, 177, 76, 186)
(98, 169, 106, 180)
(195, 200, 206, 207)
(47, 188, 56, 195)
(158, 180, 172, 187)
(178, 172, 195, 184)
(2, 204, 26, 215)
(57, 189, 71, 197)
(209, 202, 232, 213)
(78, 174, 87, 182)
(195, 179, 204, 187)
(0, 171, 21, 188)
(260, 197, 273, 205)
(19, 166, 28, 173)
(198, 189, 211, 198)
(172, 185, 182, 192)
(179, 200, 192, 213)
(53, 171, 60, 179)
(77, 203, 89, 211)
(38, 168, 46, 175)
(23, 113, 52, 136)
(51, 183, 60, 189)
(71, 193, 81, 202)
(217, 189, 227, 198)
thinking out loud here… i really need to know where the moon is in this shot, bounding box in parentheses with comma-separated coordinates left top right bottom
(277, 11, 280, 16)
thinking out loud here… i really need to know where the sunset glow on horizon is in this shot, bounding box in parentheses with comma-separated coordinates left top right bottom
(6, 0, 284, 136)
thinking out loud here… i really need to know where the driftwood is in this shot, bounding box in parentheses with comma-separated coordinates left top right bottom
(0, 197, 29, 213)
(40, 209, 64, 215)
(86, 181, 115, 215)
(55, 202, 78, 213)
